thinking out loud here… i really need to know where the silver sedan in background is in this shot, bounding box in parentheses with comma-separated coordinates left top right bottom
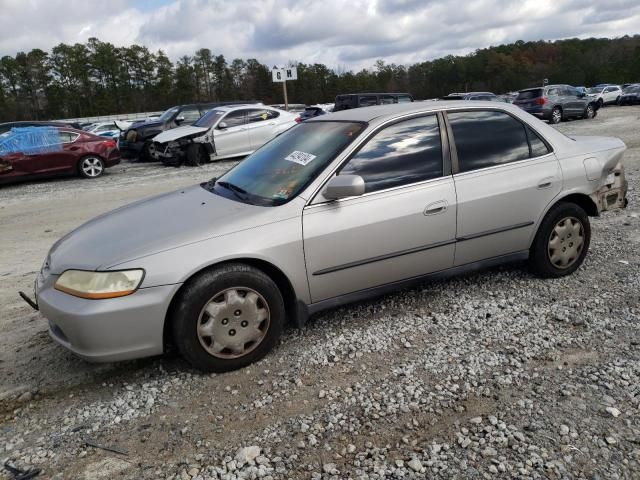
(34, 101, 628, 372)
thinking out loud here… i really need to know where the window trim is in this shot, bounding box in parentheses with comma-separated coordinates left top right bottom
(60, 131, 80, 144)
(443, 108, 554, 175)
(307, 112, 450, 207)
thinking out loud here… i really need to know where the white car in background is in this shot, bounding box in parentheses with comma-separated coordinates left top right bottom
(586, 85, 622, 107)
(151, 105, 298, 166)
(86, 121, 132, 140)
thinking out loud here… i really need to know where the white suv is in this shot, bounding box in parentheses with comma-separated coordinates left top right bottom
(587, 85, 622, 106)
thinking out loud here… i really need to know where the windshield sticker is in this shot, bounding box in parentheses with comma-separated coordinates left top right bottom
(285, 150, 316, 166)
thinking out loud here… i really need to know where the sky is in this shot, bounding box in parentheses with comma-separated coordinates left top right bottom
(1, 0, 639, 70)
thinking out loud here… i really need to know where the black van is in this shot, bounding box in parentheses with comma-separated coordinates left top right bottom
(333, 93, 414, 111)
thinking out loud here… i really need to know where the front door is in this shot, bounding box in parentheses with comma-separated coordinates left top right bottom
(213, 109, 249, 157)
(303, 114, 457, 303)
(446, 109, 562, 266)
(25, 131, 81, 174)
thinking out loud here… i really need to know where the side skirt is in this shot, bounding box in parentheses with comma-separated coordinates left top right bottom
(295, 250, 529, 326)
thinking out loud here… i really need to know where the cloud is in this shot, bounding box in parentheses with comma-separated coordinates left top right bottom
(0, 0, 639, 71)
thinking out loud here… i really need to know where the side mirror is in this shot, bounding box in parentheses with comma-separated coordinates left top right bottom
(175, 115, 185, 124)
(218, 121, 228, 130)
(324, 175, 365, 200)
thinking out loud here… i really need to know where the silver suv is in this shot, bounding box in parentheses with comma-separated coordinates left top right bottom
(34, 102, 627, 372)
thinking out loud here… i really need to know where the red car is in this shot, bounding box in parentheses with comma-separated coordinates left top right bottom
(0, 128, 120, 184)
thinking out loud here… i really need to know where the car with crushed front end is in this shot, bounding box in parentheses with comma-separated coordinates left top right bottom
(119, 102, 261, 161)
(150, 105, 298, 166)
(31, 101, 628, 372)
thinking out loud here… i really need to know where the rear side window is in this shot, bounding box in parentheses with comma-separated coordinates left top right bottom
(379, 95, 396, 105)
(221, 110, 246, 128)
(247, 109, 278, 123)
(448, 110, 530, 172)
(358, 95, 378, 107)
(335, 96, 356, 110)
(397, 95, 413, 103)
(340, 115, 443, 193)
(516, 89, 542, 100)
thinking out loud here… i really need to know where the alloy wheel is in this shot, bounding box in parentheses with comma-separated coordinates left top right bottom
(552, 108, 562, 124)
(196, 287, 270, 359)
(547, 216, 584, 269)
(586, 105, 594, 118)
(81, 157, 104, 177)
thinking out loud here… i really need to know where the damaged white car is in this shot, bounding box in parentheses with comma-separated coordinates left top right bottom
(151, 105, 299, 166)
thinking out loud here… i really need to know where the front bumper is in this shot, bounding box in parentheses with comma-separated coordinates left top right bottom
(36, 272, 180, 362)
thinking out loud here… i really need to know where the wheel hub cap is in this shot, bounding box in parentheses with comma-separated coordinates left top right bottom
(548, 216, 584, 269)
(82, 158, 103, 177)
(197, 287, 270, 359)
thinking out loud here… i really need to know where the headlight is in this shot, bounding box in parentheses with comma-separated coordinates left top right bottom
(54, 269, 144, 299)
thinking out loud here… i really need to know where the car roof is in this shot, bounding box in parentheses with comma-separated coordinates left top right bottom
(214, 104, 276, 112)
(310, 100, 518, 123)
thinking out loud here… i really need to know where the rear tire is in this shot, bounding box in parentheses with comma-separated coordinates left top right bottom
(529, 202, 591, 278)
(78, 156, 105, 179)
(171, 264, 285, 372)
(550, 107, 562, 124)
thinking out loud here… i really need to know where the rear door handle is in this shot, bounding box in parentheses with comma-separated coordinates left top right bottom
(424, 200, 448, 215)
(537, 177, 554, 189)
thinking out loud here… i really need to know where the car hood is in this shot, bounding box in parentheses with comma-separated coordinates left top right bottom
(47, 185, 302, 274)
(153, 125, 208, 143)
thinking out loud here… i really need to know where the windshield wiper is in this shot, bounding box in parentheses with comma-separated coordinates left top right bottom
(216, 181, 250, 202)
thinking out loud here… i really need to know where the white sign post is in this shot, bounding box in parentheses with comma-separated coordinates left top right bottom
(272, 66, 297, 110)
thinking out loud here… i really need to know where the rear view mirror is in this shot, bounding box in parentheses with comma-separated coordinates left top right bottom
(324, 175, 365, 200)
(218, 121, 228, 130)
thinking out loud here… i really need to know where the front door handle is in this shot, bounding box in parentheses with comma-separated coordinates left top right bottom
(424, 200, 448, 215)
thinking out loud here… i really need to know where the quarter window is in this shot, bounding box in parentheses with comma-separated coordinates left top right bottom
(340, 115, 443, 193)
(526, 126, 551, 157)
(448, 110, 531, 172)
(59, 132, 80, 144)
(358, 95, 378, 107)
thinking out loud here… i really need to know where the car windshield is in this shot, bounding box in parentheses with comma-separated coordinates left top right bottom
(587, 87, 604, 94)
(204, 121, 366, 206)
(158, 107, 180, 122)
(194, 108, 226, 128)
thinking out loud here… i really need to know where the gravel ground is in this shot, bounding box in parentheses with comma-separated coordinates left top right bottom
(1, 106, 639, 480)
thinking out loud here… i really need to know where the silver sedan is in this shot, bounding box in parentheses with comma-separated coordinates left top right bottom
(34, 101, 628, 371)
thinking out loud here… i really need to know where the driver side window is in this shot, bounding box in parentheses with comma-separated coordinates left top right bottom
(179, 107, 201, 124)
(340, 115, 443, 194)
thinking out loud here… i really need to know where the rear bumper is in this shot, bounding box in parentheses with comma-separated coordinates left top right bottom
(516, 105, 548, 119)
(36, 272, 180, 362)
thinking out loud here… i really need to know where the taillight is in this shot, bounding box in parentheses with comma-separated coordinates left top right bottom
(294, 116, 302, 123)
(535, 97, 548, 105)
(103, 140, 117, 148)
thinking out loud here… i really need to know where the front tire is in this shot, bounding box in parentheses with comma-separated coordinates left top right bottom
(186, 144, 208, 166)
(529, 202, 591, 278)
(171, 264, 285, 372)
(78, 156, 105, 178)
(583, 104, 595, 119)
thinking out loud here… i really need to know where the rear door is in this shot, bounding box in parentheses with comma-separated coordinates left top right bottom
(564, 86, 584, 115)
(303, 114, 457, 302)
(246, 108, 281, 150)
(213, 109, 250, 157)
(446, 109, 561, 266)
(26, 131, 81, 174)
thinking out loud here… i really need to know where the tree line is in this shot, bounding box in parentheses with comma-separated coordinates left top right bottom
(1, 35, 639, 122)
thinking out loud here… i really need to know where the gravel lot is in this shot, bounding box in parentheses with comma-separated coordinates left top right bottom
(1, 107, 639, 480)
